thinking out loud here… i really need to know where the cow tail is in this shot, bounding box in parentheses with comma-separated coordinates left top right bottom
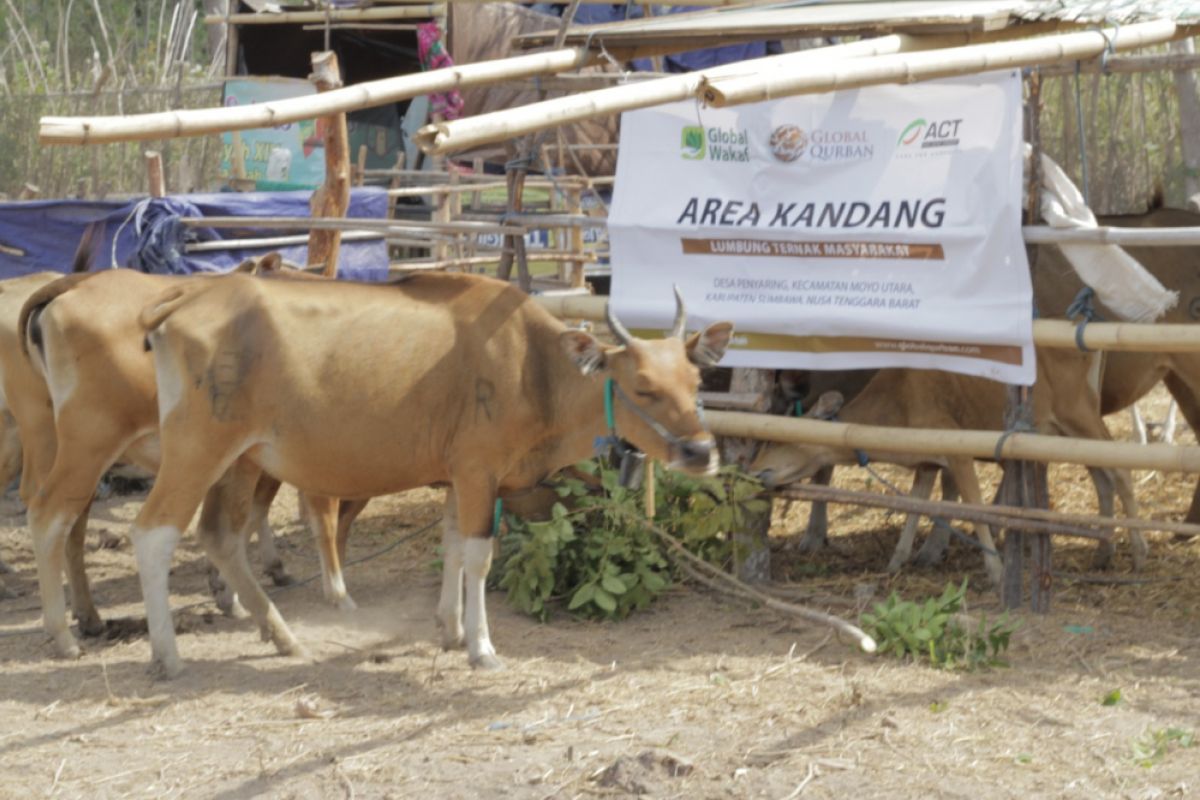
(18, 272, 95, 364)
(139, 286, 199, 335)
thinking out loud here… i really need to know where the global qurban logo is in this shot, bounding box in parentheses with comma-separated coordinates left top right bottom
(768, 125, 873, 164)
(769, 125, 806, 162)
(897, 117, 963, 150)
(680, 125, 750, 162)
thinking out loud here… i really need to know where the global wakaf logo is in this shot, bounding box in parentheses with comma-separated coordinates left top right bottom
(769, 125, 807, 162)
(681, 126, 706, 160)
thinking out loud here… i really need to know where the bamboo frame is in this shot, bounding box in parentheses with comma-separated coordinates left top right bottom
(39, 49, 595, 144)
(184, 231, 383, 252)
(701, 20, 1177, 107)
(705, 409, 1200, 474)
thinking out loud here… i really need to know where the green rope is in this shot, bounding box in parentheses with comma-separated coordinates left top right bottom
(492, 498, 503, 537)
(604, 377, 615, 432)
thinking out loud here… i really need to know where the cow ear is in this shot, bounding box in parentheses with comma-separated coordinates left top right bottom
(258, 252, 283, 273)
(559, 330, 609, 375)
(232, 256, 258, 273)
(806, 391, 843, 420)
(686, 322, 734, 367)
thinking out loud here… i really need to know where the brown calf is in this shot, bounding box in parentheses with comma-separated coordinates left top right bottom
(751, 348, 1140, 583)
(132, 273, 731, 677)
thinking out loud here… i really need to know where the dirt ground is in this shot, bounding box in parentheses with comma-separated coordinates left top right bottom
(2, 387, 1199, 799)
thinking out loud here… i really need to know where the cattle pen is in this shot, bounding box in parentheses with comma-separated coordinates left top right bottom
(4, 1, 1200, 797)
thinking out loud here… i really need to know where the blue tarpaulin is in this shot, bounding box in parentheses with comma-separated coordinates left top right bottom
(0, 187, 390, 281)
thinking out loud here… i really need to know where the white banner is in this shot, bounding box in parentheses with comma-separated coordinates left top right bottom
(608, 71, 1034, 384)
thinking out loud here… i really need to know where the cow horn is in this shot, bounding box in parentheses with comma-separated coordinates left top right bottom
(605, 301, 634, 347)
(671, 285, 687, 340)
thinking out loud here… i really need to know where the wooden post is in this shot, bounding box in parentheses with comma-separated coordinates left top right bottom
(307, 51, 351, 279)
(718, 369, 775, 583)
(495, 145, 532, 292)
(563, 185, 585, 289)
(644, 458, 656, 519)
(17, 184, 40, 201)
(145, 150, 166, 197)
(354, 144, 368, 187)
(224, 0, 239, 77)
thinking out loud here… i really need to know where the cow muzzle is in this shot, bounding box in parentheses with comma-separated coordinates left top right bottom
(670, 436, 718, 476)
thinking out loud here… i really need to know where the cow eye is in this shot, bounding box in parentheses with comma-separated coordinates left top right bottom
(636, 390, 659, 401)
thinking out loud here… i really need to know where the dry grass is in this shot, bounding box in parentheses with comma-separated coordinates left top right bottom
(1, 387, 1199, 798)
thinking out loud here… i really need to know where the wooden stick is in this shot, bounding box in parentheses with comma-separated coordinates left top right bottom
(706, 409, 1200, 474)
(1037, 51, 1200, 76)
(701, 21, 1178, 107)
(780, 483, 1200, 539)
(307, 52, 351, 278)
(40, 49, 595, 145)
(144, 150, 166, 198)
(531, 295, 1200, 353)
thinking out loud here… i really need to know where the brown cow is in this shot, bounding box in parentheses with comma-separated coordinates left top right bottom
(130, 273, 731, 677)
(17, 259, 304, 659)
(751, 347, 1140, 583)
(1034, 207, 1200, 523)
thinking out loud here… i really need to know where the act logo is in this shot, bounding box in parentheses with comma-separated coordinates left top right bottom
(681, 126, 706, 160)
(898, 117, 963, 150)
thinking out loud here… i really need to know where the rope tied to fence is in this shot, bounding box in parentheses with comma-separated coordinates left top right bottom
(1065, 285, 1104, 352)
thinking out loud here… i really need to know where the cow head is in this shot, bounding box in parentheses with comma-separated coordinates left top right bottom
(750, 391, 845, 487)
(559, 289, 733, 475)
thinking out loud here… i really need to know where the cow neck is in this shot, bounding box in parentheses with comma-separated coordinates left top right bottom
(543, 369, 623, 473)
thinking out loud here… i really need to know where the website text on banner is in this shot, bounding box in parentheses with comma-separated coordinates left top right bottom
(607, 70, 1034, 385)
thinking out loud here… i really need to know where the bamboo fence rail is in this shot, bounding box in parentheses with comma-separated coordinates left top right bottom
(704, 409, 1200, 474)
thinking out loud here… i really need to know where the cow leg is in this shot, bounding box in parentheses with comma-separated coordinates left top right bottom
(887, 465, 938, 573)
(63, 502, 104, 637)
(1112, 468, 1146, 569)
(796, 465, 833, 553)
(1087, 467, 1118, 570)
(914, 469, 957, 566)
(1130, 405, 1149, 445)
(194, 460, 306, 662)
(437, 489, 465, 651)
(303, 493, 356, 611)
(1161, 372, 1200, 524)
(335, 498, 370, 567)
(27, 440, 129, 658)
(449, 480, 502, 670)
(946, 457, 1002, 585)
(248, 474, 293, 586)
(1160, 400, 1178, 444)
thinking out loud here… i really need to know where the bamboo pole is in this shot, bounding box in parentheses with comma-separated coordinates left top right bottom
(206, 6, 442, 25)
(39, 49, 595, 145)
(705, 409, 1200, 474)
(701, 20, 1177, 107)
(178, 215, 524, 235)
(307, 52, 351, 278)
(1022, 225, 1200, 245)
(414, 33, 968, 156)
(185, 231, 384, 252)
(532, 295, 1200, 353)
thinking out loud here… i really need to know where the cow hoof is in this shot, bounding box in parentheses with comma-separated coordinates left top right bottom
(52, 634, 82, 660)
(77, 614, 107, 639)
(470, 653, 505, 671)
(223, 599, 250, 620)
(1130, 534, 1148, 572)
(1090, 547, 1114, 572)
(437, 619, 465, 651)
(147, 657, 184, 681)
(335, 595, 358, 613)
(885, 555, 907, 575)
(265, 563, 296, 587)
